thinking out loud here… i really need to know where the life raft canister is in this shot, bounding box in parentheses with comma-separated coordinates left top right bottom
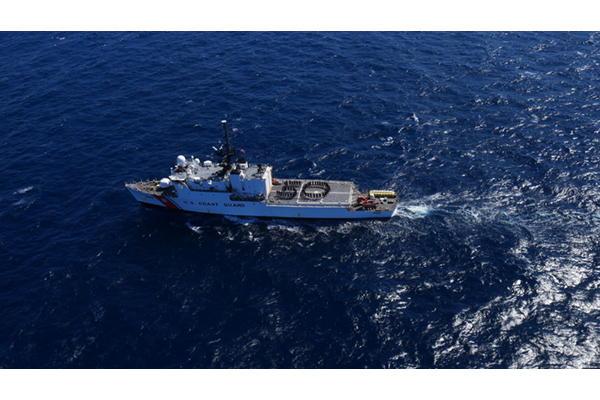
(369, 190, 397, 198)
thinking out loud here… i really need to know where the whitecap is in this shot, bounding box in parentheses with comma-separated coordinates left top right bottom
(14, 186, 33, 195)
(266, 220, 301, 234)
(185, 222, 203, 234)
(381, 136, 394, 147)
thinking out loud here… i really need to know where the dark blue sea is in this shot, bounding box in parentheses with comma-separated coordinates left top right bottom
(3, 31, 600, 371)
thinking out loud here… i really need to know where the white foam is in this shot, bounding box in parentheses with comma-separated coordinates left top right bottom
(185, 222, 203, 234)
(14, 186, 33, 195)
(267, 221, 301, 234)
(393, 204, 432, 218)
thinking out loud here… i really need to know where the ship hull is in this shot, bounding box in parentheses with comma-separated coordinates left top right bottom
(127, 187, 396, 219)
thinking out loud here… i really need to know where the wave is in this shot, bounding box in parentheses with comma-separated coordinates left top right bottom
(13, 186, 33, 195)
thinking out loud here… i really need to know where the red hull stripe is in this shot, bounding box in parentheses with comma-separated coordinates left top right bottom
(152, 195, 181, 210)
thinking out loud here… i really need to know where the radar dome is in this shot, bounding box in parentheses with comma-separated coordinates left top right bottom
(159, 178, 172, 188)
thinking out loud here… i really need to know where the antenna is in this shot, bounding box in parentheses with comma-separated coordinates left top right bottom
(262, 134, 268, 165)
(258, 129, 268, 166)
(215, 120, 236, 165)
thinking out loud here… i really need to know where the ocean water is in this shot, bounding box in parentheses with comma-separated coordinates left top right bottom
(2, 31, 600, 369)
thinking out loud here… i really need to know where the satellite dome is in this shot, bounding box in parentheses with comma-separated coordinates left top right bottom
(159, 178, 172, 188)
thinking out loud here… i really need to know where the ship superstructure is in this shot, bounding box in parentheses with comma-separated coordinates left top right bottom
(126, 121, 398, 219)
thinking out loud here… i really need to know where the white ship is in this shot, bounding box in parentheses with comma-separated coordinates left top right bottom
(126, 121, 398, 219)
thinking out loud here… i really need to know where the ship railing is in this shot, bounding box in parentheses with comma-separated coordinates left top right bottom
(266, 201, 349, 208)
(188, 187, 229, 193)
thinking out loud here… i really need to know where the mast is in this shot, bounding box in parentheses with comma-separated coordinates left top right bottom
(215, 120, 236, 165)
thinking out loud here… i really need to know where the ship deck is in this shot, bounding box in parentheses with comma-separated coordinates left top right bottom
(268, 179, 359, 206)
